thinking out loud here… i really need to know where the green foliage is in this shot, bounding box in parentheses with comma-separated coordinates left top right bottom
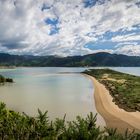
(83, 69, 140, 112)
(0, 75, 6, 83)
(0, 103, 139, 139)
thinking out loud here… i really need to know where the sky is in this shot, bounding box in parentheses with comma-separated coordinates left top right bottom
(0, 0, 140, 56)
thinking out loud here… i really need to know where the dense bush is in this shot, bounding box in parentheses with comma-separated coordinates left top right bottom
(0, 103, 139, 139)
(5, 78, 13, 83)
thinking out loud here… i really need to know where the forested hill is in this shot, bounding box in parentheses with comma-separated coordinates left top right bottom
(0, 52, 140, 67)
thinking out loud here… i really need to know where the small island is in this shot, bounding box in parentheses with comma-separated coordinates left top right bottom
(0, 75, 13, 84)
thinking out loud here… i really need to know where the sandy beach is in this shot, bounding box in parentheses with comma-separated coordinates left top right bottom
(84, 74, 140, 133)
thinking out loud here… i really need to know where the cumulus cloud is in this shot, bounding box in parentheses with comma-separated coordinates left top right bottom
(114, 45, 140, 56)
(0, 0, 140, 56)
(112, 34, 140, 42)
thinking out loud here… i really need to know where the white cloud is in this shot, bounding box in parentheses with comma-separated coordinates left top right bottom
(0, 0, 140, 56)
(112, 34, 140, 42)
(114, 45, 140, 56)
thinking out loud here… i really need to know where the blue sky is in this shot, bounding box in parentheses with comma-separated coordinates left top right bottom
(44, 18, 59, 35)
(0, 0, 140, 56)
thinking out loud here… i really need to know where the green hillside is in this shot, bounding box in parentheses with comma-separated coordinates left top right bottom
(0, 52, 140, 67)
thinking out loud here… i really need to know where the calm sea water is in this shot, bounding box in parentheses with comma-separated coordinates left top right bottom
(110, 67, 140, 76)
(0, 67, 105, 126)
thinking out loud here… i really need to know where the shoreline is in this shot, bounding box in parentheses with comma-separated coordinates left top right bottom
(83, 74, 140, 133)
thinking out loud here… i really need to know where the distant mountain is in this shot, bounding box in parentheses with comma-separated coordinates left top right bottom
(0, 52, 140, 67)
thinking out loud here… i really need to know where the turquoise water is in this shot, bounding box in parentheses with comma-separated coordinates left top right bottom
(0, 67, 105, 126)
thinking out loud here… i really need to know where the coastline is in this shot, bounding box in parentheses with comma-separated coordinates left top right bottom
(0, 66, 16, 69)
(83, 74, 140, 133)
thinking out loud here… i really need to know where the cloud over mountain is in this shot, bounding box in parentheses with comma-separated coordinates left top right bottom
(0, 0, 140, 56)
